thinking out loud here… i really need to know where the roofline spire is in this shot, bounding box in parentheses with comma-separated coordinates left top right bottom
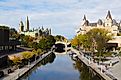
(83, 15, 86, 20)
(106, 10, 112, 20)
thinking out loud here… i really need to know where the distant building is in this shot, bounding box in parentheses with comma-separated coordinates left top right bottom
(25, 16, 29, 31)
(76, 11, 121, 48)
(19, 21, 24, 32)
(19, 16, 51, 37)
(0, 26, 20, 53)
(77, 11, 119, 36)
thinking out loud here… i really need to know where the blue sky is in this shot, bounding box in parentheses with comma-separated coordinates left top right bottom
(0, 0, 121, 39)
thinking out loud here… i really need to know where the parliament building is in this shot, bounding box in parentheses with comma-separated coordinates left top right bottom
(19, 16, 51, 37)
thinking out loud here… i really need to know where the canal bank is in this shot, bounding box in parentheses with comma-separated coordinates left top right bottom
(71, 48, 114, 80)
(19, 51, 106, 80)
(1, 51, 53, 80)
(20, 53, 80, 80)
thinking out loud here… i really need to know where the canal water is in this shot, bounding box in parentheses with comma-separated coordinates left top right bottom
(20, 52, 101, 80)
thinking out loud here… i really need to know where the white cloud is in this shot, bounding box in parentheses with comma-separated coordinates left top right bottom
(0, 0, 121, 38)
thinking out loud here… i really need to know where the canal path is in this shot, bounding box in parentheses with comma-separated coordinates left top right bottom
(21, 53, 80, 80)
(1, 51, 52, 80)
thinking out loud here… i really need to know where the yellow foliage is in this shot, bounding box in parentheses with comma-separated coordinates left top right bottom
(21, 51, 34, 59)
(71, 37, 79, 47)
(12, 56, 22, 64)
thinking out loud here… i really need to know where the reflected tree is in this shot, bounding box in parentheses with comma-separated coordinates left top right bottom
(73, 60, 101, 80)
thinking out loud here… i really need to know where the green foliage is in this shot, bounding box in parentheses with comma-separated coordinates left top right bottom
(0, 26, 9, 30)
(21, 51, 34, 59)
(54, 35, 67, 42)
(20, 35, 35, 47)
(38, 38, 47, 50)
(38, 35, 56, 50)
(86, 28, 112, 52)
(46, 35, 56, 49)
(32, 49, 42, 56)
(119, 51, 121, 56)
(95, 52, 112, 57)
(19, 34, 55, 51)
(72, 28, 112, 54)
(9, 28, 20, 40)
(37, 49, 42, 55)
(71, 36, 79, 47)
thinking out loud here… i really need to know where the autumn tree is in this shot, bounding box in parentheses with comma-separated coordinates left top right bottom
(86, 28, 112, 54)
(71, 36, 79, 48)
(72, 28, 112, 54)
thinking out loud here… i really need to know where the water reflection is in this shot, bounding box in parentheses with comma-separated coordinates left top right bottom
(73, 60, 102, 80)
(41, 52, 56, 65)
(20, 52, 103, 80)
(19, 52, 56, 80)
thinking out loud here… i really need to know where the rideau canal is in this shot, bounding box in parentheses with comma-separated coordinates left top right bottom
(20, 52, 100, 80)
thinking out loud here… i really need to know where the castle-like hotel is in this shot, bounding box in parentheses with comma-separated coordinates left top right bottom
(77, 11, 121, 36)
(19, 16, 51, 37)
(77, 11, 121, 48)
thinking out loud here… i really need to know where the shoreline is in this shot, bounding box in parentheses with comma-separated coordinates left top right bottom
(1, 51, 53, 80)
(71, 48, 114, 80)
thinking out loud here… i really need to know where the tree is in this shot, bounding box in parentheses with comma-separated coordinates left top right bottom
(21, 51, 34, 59)
(78, 34, 91, 51)
(38, 38, 47, 50)
(54, 35, 66, 42)
(37, 49, 42, 55)
(71, 36, 79, 48)
(20, 35, 35, 47)
(71, 34, 91, 50)
(32, 42, 38, 50)
(86, 28, 112, 53)
(11, 56, 22, 66)
(72, 28, 112, 54)
(46, 35, 56, 49)
(9, 28, 19, 40)
(38, 35, 56, 50)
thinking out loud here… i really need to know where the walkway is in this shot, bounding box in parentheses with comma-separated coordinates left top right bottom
(70, 48, 112, 80)
(109, 58, 121, 80)
(1, 51, 52, 80)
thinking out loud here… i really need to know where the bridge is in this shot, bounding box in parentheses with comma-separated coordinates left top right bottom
(54, 41, 71, 53)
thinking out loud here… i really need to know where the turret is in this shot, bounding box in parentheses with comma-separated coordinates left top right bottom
(19, 21, 24, 32)
(106, 10, 112, 20)
(83, 15, 86, 21)
(105, 10, 112, 27)
(81, 15, 89, 26)
(41, 26, 44, 31)
(25, 16, 29, 31)
(49, 28, 51, 35)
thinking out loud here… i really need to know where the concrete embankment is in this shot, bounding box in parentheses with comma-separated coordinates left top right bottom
(1, 51, 53, 80)
(71, 48, 113, 80)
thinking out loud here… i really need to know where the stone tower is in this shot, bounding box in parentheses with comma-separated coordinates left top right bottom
(105, 10, 112, 27)
(49, 28, 51, 35)
(25, 16, 29, 31)
(19, 21, 24, 32)
(82, 15, 89, 26)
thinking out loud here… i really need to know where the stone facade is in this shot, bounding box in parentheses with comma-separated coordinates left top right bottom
(77, 11, 120, 36)
(76, 11, 121, 48)
(19, 16, 51, 37)
(0, 26, 20, 53)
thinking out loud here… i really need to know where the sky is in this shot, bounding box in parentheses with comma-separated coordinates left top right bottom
(0, 0, 121, 39)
